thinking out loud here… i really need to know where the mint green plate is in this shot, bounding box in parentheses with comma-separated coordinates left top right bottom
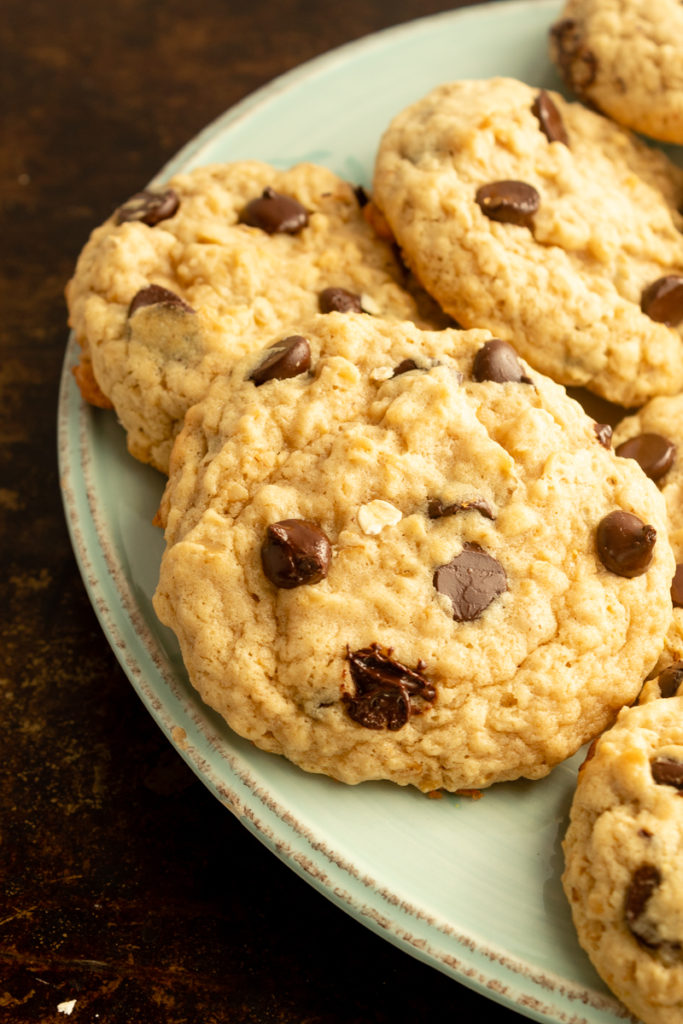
(58, 3, 637, 1021)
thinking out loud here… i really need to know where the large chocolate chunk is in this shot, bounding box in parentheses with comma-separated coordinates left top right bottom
(250, 335, 311, 385)
(596, 510, 656, 578)
(472, 338, 531, 383)
(127, 284, 194, 317)
(239, 186, 308, 234)
(625, 864, 662, 947)
(318, 287, 363, 314)
(343, 643, 435, 731)
(615, 433, 676, 482)
(115, 188, 179, 226)
(531, 90, 569, 146)
(550, 19, 598, 99)
(475, 181, 539, 228)
(656, 661, 683, 698)
(261, 519, 331, 589)
(433, 543, 507, 622)
(651, 755, 683, 789)
(641, 275, 683, 326)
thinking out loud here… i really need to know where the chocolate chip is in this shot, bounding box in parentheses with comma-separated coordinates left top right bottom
(657, 661, 683, 698)
(550, 19, 598, 99)
(641, 275, 683, 326)
(433, 543, 507, 622)
(651, 755, 683, 789)
(625, 864, 662, 947)
(127, 284, 195, 318)
(261, 519, 331, 589)
(250, 335, 311, 386)
(531, 90, 569, 146)
(475, 181, 540, 228)
(672, 565, 683, 607)
(596, 510, 656, 577)
(392, 358, 419, 376)
(115, 188, 179, 226)
(343, 643, 435, 731)
(239, 186, 308, 234)
(353, 184, 369, 208)
(318, 287, 363, 314)
(593, 422, 613, 449)
(472, 338, 531, 383)
(615, 433, 676, 481)
(427, 497, 495, 520)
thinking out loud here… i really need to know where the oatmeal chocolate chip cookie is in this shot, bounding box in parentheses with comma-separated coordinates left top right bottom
(152, 312, 673, 792)
(66, 161, 430, 473)
(371, 77, 683, 408)
(550, 0, 683, 144)
(563, 697, 683, 1024)
(613, 395, 683, 673)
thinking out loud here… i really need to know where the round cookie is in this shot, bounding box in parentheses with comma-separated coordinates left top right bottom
(550, 0, 683, 144)
(563, 697, 683, 1024)
(152, 312, 674, 792)
(66, 160, 432, 472)
(613, 395, 683, 672)
(371, 77, 683, 408)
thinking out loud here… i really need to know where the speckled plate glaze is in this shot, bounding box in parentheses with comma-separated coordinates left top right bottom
(58, 2, 647, 1020)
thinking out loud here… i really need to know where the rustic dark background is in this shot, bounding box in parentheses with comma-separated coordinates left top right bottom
(2, 1, 537, 1021)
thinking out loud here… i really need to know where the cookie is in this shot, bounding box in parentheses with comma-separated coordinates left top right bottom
(152, 311, 673, 792)
(66, 160, 432, 472)
(613, 394, 683, 671)
(371, 77, 683, 408)
(563, 697, 683, 1024)
(550, 0, 683, 144)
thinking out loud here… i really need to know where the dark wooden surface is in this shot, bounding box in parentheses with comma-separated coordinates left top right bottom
(2, 1, 539, 1021)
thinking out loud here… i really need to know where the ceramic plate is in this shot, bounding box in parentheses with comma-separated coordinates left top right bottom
(58, 2, 643, 1020)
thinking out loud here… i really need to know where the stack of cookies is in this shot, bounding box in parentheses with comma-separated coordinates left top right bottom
(65, 3, 683, 1020)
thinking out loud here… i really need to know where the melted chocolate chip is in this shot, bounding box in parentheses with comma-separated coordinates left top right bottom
(672, 565, 683, 607)
(392, 358, 419, 376)
(532, 90, 569, 146)
(651, 755, 683, 789)
(641, 275, 683, 326)
(550, 19, 598, 99)
(657, 661, 683, 698)
(250, 335, 311, 386)
(239, 186, 309, 234)
(318, 286, 363, 314)
(261, 519, 331, 589)
(127, 284, 194, 318)
(593, 422, 613, 449)
(615, 433, 676, 481)
(433, 543, 507, 622)
(427, 497, 495, 520)
(625, 864, 662, 947)
(472, 338, 532, 383)
(596, 510, 656, 578)
(115, 188, 179, 226)
(343, 643, 435, 731)
(475, 180, 540, 228)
